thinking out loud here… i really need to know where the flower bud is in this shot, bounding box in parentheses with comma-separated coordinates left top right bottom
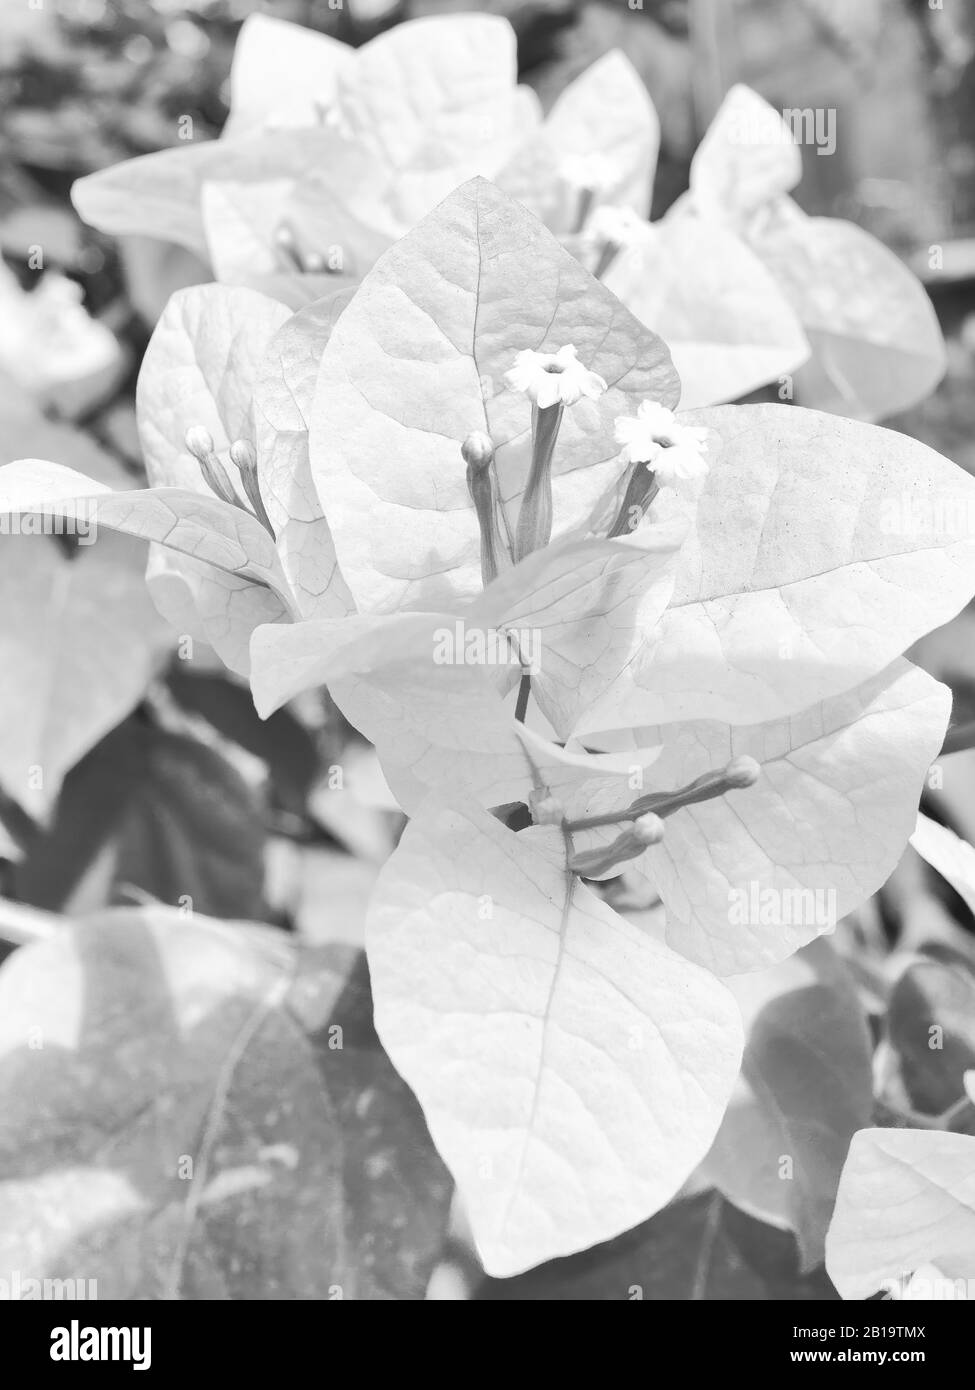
(724, 756, 761, 790)
(184, 426, 239, 508)
(569, 813, 665, 877)
(463, 431, 506, 586)
(230, 438, 275, 536)
(461, 431, 495, 474)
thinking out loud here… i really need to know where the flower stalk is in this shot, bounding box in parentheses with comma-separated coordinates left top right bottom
(230, 438, 276, 537)
(514, 402, 562, 562)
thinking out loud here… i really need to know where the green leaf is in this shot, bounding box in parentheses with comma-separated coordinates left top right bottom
(167, 669, 319, 816)
(888, 956, 975, 1116)
(0, 910, 451, 1298)
(365, 792, 743, 1275)
(701, 939, 874, 1269)
(310, 176, 680, 614)
(0, 536, 169, 820)
(292, 943, 453, 1298)
(475, 1193, 838, 1300)
(12, 716, 267, 921)
(0, 909, 342, 1298)
(826, 1127, 975, 1299)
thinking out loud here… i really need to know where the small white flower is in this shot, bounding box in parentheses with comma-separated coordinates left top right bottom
(505, 344, 607, 409)
(652, 442, 710, 490)
(614, 401, 710, 492)
(614, 401, 709, 462)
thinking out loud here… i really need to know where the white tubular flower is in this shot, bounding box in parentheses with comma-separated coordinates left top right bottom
(615, 401, 709, 460)
(505, 344, 608, 409)
(614, 401, 710, 492)
(652, 442, 710, 490)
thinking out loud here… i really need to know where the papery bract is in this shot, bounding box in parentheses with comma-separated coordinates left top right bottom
(826, 1128, 975, 1299)
(223, 13, 353, 137)
(72, 15, 538, 276)
(684, 86, 946, 420)
(603, 214, 809, 409)
(576, 403, 975, 731)
(497, 50, 659, 236)
(309, 177, 679, 615)
(0, 284, 355, 673)
(365, 792, 743, 1276)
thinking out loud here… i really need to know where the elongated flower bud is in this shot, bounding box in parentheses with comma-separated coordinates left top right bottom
(230, 438, 275, 537)
(630, 755, 761, 820)
(565, 756, 761, 834)
(463, 431, 506, 586)
(184, 427, 240, 508)
(569, 813, 665, 876)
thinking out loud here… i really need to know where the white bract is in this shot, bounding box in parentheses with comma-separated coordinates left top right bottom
(4, 174, 969, 1279)
(71, 15, 943, 422)
(72, 13, 539, 286)
(0, 0, 967, 1298)
(664, 85, 946, 419)
(0, 283, 354, 674)
(244, 183, 972, 1271)
(826, 1128, 975, 1299)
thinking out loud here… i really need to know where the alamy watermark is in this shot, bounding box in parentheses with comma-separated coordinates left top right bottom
(727, 106, 836, 156)
(879, 493, 975, 540)
(883, 1273, 975, 1300)
(0, 1270, 97, 1299)
(50, 1320, 150, 1371)
(728, 882, 838, 932)
(432, 621, 542, 675)
(0, 503, 97, 544)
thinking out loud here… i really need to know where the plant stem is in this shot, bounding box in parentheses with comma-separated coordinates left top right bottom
(514, 671, 532, 724)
